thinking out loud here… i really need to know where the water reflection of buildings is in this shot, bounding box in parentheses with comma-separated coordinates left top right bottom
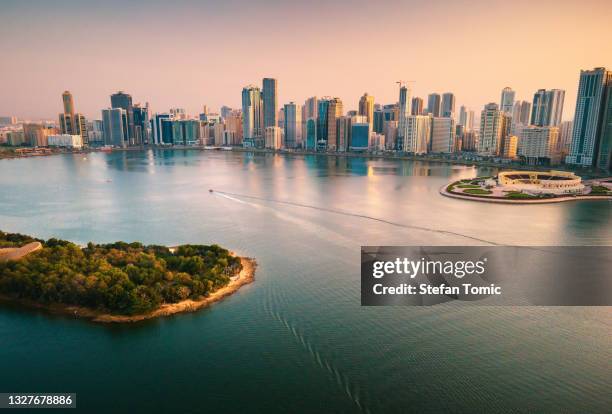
(564, 201, 612, 241)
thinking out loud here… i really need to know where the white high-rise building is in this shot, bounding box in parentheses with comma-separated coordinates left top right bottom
(478, 103, 509, 156)
(403, 115, 431, 154)
(518, 126, 560, 165)
(430, 117, 455, 153)
(265, 126, 282, 150)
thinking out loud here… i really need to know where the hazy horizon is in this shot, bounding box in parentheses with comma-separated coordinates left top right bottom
(1, 0, 611, 121)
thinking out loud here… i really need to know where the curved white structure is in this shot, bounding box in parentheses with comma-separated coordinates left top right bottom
(497, 170, 584, 195)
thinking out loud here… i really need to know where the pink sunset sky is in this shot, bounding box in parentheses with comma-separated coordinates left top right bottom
(1, 0, 611, 121)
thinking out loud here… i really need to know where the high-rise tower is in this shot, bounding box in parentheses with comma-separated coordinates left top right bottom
(242, 85, 264, 147)
(358, 93, 375, 128)
(426, 93, 441, 117)
(531, 89, 565, 127)
(441, 93, 456, 119)
(263, 78, 278, 129)
(500, 87, 515, 114)
(566, 67, 612, 168)
(283, 102, 302, 149)
(111, 91, 134, 144)
(59, 91, 76, 135)
(397, 85, 412, 150)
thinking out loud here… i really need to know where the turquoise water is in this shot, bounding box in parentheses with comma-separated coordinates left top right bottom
(0, 150, 610, 413)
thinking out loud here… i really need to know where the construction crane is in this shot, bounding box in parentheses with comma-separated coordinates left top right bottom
(396, 80, 415, 88)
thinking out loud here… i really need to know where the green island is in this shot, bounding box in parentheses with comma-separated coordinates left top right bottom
(0, 231, 255, 322)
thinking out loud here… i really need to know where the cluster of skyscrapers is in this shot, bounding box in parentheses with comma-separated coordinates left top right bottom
(473, 68, 612, 173)
(1, 67, 611, 172)
(234, 70, 610, 172)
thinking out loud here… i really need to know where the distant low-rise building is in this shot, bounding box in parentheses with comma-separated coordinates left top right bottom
(23, 123, 57, 147)
(6, 131, 25, 146)
(48, 134, 83, 149)
(0, 116, 17, 125)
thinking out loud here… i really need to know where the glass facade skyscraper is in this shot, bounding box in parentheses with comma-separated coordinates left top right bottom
(102, 108, 128, 148)
(597, 82, 612, 171)
(411, 97, 424, 115)
(132, 105, 149, 145)
(283, 102, 301, 149)
(306, 118, 317, 150)
(531, 89, 565, 127)
(426, 93, 441, 117)
(441, 93, 456, 118)
(316, 99, 330, 150)
(110, 91, 134, 143)
(350, 122, 369, 150)
(566, 67, 612, 167)
(263, 78, 278, 130)
(397, 86, 411, 151)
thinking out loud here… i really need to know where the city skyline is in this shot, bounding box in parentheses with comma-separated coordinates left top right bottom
(1, 0, 611, 120)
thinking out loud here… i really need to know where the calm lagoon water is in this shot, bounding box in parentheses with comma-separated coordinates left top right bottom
(0, 150, 610, 413)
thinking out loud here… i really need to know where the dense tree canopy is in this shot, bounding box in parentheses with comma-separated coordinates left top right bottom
(0, 232, 242, 315)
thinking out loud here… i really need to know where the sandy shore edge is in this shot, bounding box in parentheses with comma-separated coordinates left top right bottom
(0, 256, 256, 324)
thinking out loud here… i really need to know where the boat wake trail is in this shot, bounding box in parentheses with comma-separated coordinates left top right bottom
(211, 189, 501, 246)
(262, 290, 369, 413)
